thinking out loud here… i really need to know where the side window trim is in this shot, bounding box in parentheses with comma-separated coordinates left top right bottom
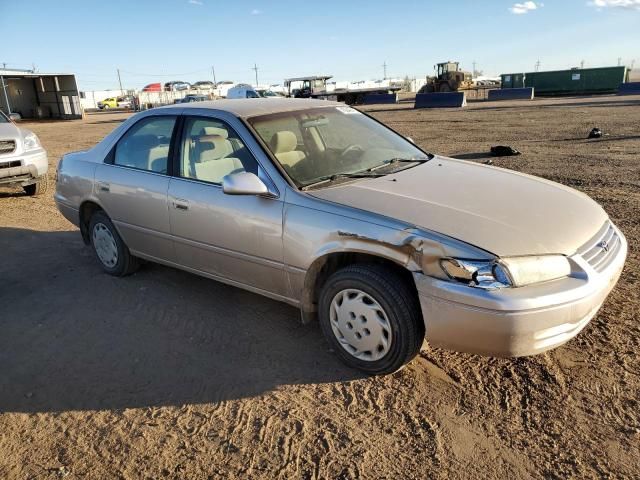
(103, 114, 180, 176)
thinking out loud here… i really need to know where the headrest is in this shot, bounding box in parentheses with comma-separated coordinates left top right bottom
(270, 131, 298, 154)
(198, 134, 225, 144)
(202, 127, 229, 138)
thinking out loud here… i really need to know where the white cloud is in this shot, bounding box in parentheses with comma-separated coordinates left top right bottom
(509, 1, 542, 14)
(589, 0, 640, 9)
(188, 0, 203, 5)
(251, 9, 262, 15)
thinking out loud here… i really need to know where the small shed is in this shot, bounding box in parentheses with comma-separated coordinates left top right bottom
(0, 68, 82, 119)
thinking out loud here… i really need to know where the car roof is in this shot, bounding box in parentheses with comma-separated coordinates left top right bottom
(157, 98, 343, 118)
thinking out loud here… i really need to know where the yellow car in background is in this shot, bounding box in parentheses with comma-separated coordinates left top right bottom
(97, 97, 118, 110)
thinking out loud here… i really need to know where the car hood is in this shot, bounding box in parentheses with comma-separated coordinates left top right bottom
(0, 122, 21, 140)
(308, 156, 608, 257)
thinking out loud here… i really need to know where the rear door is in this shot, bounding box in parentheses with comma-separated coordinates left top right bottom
(167, 114, 287, 296)
(94, 114, 178, 262)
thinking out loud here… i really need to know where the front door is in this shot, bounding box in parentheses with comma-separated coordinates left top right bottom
(95, 114, 177, 261)
(167, 115, 286, 297)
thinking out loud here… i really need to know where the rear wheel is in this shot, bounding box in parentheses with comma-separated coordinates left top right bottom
(318, 264, 424, 375)
(23, 176, 48, 196)
(89, 211, 139, 276)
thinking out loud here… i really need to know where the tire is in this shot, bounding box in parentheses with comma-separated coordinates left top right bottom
(103, 104, 110, 110)
(88, 211, 139, 276)
(318, 264, 424, 375)
(23, 176, 48, 196)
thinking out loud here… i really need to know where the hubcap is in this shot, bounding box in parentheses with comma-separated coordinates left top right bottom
(92, 223, 118, 268)
(329, 289, 392, 362)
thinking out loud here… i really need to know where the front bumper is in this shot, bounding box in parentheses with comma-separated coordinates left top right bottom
(414, 228, 627, 357)
(0, 149, 48, 185)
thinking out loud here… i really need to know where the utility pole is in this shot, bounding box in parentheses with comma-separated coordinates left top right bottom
(211, 66, 217, 85)
(117, 68, 123, 93)
(617, 57, 622, 66)
(382, 61, 387, 79)
(535, 59, 541, 72)
(472, 61, 477, 77)
(252, 63, 259, 86)
(580, 59, 585, 69)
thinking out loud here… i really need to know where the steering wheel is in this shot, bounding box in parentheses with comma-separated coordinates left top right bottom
(340, 144, 365, 159)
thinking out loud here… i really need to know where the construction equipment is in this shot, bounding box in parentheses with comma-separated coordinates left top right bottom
(419, 62, 473, 93)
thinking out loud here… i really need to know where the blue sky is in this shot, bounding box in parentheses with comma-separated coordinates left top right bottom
(1, 0, 638, 90)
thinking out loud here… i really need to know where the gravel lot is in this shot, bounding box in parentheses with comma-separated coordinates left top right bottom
(1, 95, 638, 479)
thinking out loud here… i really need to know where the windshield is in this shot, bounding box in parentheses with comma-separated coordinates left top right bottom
(248, 106, 429, 187)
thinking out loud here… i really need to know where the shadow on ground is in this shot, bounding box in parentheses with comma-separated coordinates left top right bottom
(0, 227, 361, 414)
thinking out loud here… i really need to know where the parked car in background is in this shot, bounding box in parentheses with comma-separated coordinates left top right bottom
(164, 81, 191, 91)
(227, 84, 261, 99)
(116, 96, 133, 109)
(179, 94, 209, 103)
(54, 99, 627, 375)
(142, 83, 162, 92)
(192, 81, 215, 91)
(0, 110, 48, 195)
(97, 97, 118, 109)
(256, 89, 282, 98)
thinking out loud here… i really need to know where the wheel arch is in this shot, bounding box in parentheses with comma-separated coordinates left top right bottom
(300, 249, 419, 322)
(78, 200, 106, 245)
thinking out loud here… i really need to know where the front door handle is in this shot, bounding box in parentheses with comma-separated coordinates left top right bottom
(173, 198, 189, 211)
(97, 181, 110, 192)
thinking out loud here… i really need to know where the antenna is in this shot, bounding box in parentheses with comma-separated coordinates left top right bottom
(252, 63, 259, 86)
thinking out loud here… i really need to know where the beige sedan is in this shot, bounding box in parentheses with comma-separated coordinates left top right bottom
(54, 99, 627, 374)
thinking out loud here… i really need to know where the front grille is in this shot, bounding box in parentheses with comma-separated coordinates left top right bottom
(0, 160, 21, 169)
(0, 140, 16, 155)
(577, 220, 621, 273)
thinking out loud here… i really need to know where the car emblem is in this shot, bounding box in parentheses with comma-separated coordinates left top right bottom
(597, 240, 609, 252)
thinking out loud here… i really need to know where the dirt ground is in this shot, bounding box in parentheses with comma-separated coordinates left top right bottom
(1, 95, 639, 479)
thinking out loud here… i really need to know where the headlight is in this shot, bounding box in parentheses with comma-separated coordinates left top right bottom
(23, 132, 41, 152)
(440, 255, 571, 289)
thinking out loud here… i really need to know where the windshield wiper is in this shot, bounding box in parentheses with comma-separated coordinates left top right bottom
(368, 155, 434, 172)
(301, 172, 385, 191)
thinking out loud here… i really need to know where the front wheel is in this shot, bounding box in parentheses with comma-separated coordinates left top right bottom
(318, 264, 424, 375)
(89, 211, 139, 276)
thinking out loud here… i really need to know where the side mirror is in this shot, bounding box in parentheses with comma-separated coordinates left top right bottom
(9, 113, 21, 121)
(222, 171, 270, 196)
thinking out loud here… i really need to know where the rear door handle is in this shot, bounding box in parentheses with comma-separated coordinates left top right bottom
(173, 198, 189, 211)
(97, 181, 110, 192)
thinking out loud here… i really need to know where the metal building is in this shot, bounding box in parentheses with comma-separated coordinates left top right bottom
(0, 68, 82, 119)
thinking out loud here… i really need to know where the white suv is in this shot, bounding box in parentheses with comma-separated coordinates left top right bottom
(0, 112, 48, 195)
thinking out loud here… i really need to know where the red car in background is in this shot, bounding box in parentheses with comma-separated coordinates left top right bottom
(142, 83, 161, 92)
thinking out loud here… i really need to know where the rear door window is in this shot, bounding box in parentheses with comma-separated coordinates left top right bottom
(113, 116, 177, 174)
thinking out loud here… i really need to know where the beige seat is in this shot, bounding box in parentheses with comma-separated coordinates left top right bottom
(270, 131, 305, 168)
(193, 134, 243, 183)
(196, 134, 233, 162)
(148, 145, 169, 173)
